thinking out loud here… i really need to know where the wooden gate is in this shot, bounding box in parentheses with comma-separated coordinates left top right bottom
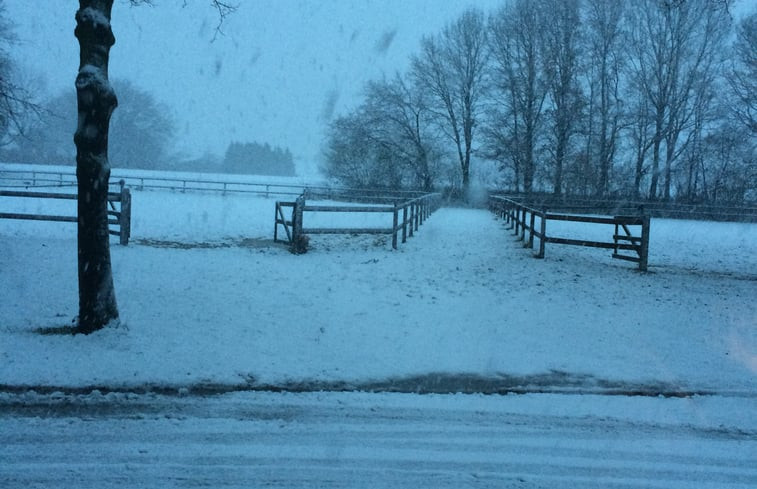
(0, 180, 132, 245)
(612, 216, 650, 269)
(274, 193, 440, 250)
(490, 196, 651, 271)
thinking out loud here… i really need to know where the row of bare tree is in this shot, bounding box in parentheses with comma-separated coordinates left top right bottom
(324, 0, 756, 204)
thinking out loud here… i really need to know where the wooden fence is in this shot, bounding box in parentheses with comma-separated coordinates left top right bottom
(275, 193, 441, 250)
(0, 180, 132, 245)
(1, 166, 427, 202)
(491, 192, 757, 222)
(0, 167, 309, 197)
(490, 196, 650, 271)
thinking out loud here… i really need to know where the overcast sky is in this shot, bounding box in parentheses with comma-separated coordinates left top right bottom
(7, 0, 504, 176)
(7, 1, 752, 177)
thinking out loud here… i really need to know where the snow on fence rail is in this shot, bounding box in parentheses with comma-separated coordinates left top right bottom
(0, 166, 427, 202)
(0, 180, 132, 245)
(0, 167, 308, 197)
(275, 192, 441, 251)
(490, 196, 650, 271)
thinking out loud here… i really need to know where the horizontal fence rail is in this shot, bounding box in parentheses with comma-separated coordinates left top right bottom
(0, 180, 132, 245)
(492, 193, 757, 223)
(490, 196, 650, 271)
(0, 167, 311, 197)
(275, 192, 441, 251)
(3, 166, 755, 220)
(0, 166, 431, 202)
(303, 187, 431, 204)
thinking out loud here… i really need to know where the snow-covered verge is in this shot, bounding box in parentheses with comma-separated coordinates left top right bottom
(2, 390, 756, 489)
(1, 189, 755, 395)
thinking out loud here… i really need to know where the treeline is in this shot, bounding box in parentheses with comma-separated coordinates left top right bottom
(1, 80, 176, 170)
(0, 73, 296, 177)
(223, 141, 295, 176)
(0, 79, 297, 177)
(323, 0, 756, 204)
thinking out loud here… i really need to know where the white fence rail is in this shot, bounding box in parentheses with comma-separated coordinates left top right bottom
(0, 165, 427, 202)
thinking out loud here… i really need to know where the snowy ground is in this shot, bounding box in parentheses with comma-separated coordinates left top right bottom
(1, 188, 755, 394)
(1, 187, 756, 487)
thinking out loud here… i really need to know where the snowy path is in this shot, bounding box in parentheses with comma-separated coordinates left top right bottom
(1, 391, 756, 489)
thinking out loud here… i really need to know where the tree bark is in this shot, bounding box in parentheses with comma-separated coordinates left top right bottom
(648, 107, 664, 200)
(74, 0, 119, 334)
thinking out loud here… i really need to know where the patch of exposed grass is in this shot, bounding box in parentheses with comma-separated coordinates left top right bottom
(134, 237, 281, 250)
(34, 325, 78, 336)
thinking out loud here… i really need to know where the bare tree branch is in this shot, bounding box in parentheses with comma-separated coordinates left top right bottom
(132, 1, 238, 40)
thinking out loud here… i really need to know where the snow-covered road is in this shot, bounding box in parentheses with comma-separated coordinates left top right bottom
(1, 391, 755, 488)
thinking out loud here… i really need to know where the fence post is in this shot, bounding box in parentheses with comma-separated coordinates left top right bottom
(537, 211, 546, 259)
(119, 181, 131, 246)
(514, 205, 520, 235)
(392, 202, 399, 249)
(414, 201, 420, 231)
(402, 204, 408, 243)
(528, 211, 535, 249)
(409, 203, 415, 237)
(274, 202, 279, 242)
(294, 195, 305, 238)
(291, 194, 306, 253)
(639, 215, 650, 272)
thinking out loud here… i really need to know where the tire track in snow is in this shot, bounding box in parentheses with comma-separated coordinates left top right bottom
(1, 392, 755, 488)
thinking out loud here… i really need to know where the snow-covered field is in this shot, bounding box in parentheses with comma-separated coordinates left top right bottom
(2, 187, 756, 488)
(1, 188, 755, 394)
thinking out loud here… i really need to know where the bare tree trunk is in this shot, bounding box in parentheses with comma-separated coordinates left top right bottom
(489, 0, 550, 196)
(523, 126, 535, 194)
(663, 130, 678, 200)
(631, 95, 651, 199)
(586, 0, 624, 198)
(629, 0, 729, 202)
(412, 9, 487, 201)
(543, 0, 580, 197)
(648, 109, 664, 200)
(634, 151, 644, 199)
(74, 0, 119, 334)
(553, 133, 566, 196)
